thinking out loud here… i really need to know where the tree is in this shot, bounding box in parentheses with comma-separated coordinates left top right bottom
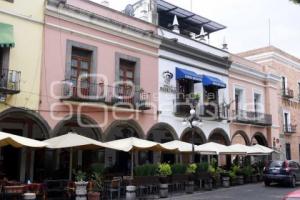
(290, 0, 300, 4)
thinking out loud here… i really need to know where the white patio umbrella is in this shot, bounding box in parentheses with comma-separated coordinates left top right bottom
(162, 140, 194, 152)
(220, 144, 248, 155)
(229, 144, 257, 155)
(106, 137, 178, 177)
(196, 142, 228, 155)
(0, 131, 47, 148)
(44, 132, 109, 180)
(249, 144, 274, 155)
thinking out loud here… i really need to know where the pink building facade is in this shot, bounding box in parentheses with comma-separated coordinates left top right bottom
(238, 46, 300, 161)
(229, 55, 281, 150)
(39, 0, 160, 176)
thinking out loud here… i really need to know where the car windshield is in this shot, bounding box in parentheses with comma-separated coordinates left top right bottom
(269, 161, 284, 168)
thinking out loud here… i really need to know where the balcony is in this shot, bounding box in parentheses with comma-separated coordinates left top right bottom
(60, 80, 151, 110)
(282, 88, 294, 99)
(283, 124, 297, 134)
(0, 69, 21, 94)
(233, 110, 272, 126)
(199, 105, 229, 121)
(174, 98, 196, 117)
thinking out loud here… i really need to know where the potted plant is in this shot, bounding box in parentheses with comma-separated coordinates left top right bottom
(190, 93, 201, 106)
(185, 163, 197, 194)
(87, 172, 103, 200)
(220, 170, 230, 188)
(241, 165, 254, 183)
(74, 170, 88, 198)
(196, 162, 210, 189)
(208, 158, 221, 188)
(158, 163, 172, 198)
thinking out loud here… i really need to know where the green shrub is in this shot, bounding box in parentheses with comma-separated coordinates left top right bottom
(134, 164, 158, 176)
(90, 163, 105, 174)
(171, 164, 187, 175)
(241, 165, 255, 177)
(186, 163, 197, 174)
(158, 163, 172, 176)
(73, 170, 87, 182)
(196, 162, 209, 173)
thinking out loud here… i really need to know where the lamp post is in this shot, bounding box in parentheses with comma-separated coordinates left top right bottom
(183, 108, 202, 163)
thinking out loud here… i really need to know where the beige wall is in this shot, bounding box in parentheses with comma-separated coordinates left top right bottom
(239, 46, 300, 161)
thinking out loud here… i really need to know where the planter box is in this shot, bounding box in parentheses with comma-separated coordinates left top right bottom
(185, 181, 194, 194)
(87, 192, 100, 200)
(159, 184, 169, 198)
(222, 177, 230, 188)
(75, 181, 88, 200)
(204, 179, 213, 191)
(236, 176, 244, 185)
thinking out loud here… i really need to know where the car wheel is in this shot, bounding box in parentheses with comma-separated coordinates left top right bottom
(290, 176, 296, 188)
(264, 180, 270, 186)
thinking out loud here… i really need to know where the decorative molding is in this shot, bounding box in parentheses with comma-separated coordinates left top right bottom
(46, 2, 161, 48)
(245, 52, 300, 71)
(0, 7, 43, 25)
(230, 63, 281, 84)
(45, 22, 159, 57)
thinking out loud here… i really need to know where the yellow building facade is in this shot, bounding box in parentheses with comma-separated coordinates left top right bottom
(0, 0, 49, 182)
(0, 0, 44, 111)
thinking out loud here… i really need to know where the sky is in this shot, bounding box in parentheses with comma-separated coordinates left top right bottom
(92, 0, 300, 57)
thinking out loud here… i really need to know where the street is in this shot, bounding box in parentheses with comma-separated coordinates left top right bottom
(166, 183, 300, 200)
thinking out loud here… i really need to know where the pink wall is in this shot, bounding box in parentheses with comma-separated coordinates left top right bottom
(229, 56, 270, 145)
(40, 1, 159, 138)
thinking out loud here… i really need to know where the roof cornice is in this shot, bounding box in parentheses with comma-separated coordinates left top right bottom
(46, 0, 161, 47)
(160, 38, 231, 70)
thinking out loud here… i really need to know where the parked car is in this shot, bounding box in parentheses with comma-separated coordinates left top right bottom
(263, 160, 300, 187)
(283, 189, 300, 200)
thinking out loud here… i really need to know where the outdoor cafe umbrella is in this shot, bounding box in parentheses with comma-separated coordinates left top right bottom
(248, 144, 275, 155)
(0, 131, 47, 148)
(196, 142, 229, 155)
(162, 140, 194, 152)
(44, 132, 109, 180)
(105, 137, 178, 177)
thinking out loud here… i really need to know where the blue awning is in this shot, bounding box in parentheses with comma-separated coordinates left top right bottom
(202, 75, 226, 89)
(176, 67, 202, 83)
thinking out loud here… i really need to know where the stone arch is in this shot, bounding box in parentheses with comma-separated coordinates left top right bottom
(51, 114, 103, 141)
(231, 130, 251, 145)
(251, 132, 268, 146)
(180, 126, 207, 145)
(0, 107, 51, 139)
(208, 128, 231, 146)
(146, 122, 179, 142)
(104, 119, 144, 141)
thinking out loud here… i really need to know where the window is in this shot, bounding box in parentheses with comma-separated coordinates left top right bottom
(234, 88, 244, 112)
(254, 93, 262, 113)
(298, 82, 300, 99)
(286, 143, 291, 160)
(283, 111, 291, 130)
(118, 59, 135, 97)
(70, 47, 92, 96)
(282, 76, 287, 93)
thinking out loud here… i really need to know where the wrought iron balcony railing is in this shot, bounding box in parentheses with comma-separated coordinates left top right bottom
(283, 124, 297, 134)
(199, 105, 229, 121)
(233, 110, 272, 126)
(0, 69, 21, 94)
(60, 80, 151, 110)
(282, 88, 294, 99)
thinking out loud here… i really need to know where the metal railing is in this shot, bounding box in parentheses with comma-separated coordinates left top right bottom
(61, 80, 151, 110)
(0, 69, 21, 94)
(283, 124, 297, 134)
(199, 105, 229, 121)
(233, 110, 272, 126)
(282, 88, 294, 99)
